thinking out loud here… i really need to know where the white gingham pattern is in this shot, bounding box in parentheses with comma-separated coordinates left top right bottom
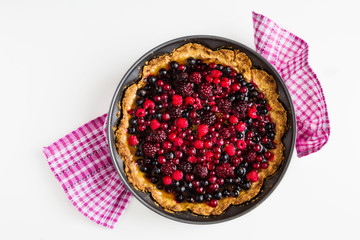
(43, 114, 131, 228)
(253, 12, 330, 157)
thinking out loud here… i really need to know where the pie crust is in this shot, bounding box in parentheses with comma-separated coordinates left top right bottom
(115, 43, 287, 216)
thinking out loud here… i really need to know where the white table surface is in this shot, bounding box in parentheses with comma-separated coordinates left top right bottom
(1, 0, 359, 239)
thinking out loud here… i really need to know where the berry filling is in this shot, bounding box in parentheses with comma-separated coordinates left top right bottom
(127, 59, 277, 207)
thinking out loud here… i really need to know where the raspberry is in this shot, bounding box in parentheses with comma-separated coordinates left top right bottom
(213, 78, 221, 85)
(235, 122, 246, 132)
(168, 132, 177, 142)
(176, 118, 188, 128)
(189, 72, 202, 84)
(224, 144, 235, 156)
(149, 130, 167, 143)
(210, 69, 222, 78)
(172, 170, 183, 181)
(217, 98, 231, 113)
(143, 142, 159, 157)
(198, 82, 213, 98)
(162, 176, 173, 185)
(144, 99, 155, 109)
(185, 96, 195, 105)
(176, 81, 194, 97)
(197, 124, 209, 138)
(245, 151, 257, 162)
(201, 111, 216, 125)
(193, 164, 208, 179)
(128, 135, 138, 146)
(179, 162, 193, 173)
(229, 115, 239, 125)
(247, 170, 259, 182)
(220, 77, 230, 88)
(168, 106, 183, 119)
(248, 105, 258, 119)
(135, 108, 146, 117)
(161, 162, 176, 176)
(173, 137, 184, 146)
(187, 155, 197, 163)
(194, 140, 204, 149)
(172, 95, 183, 106)
(150, 119, 161, 130)
(205, 75, 213, 83)
(236, 139, 246, 150)
(215, 163, 234, 178)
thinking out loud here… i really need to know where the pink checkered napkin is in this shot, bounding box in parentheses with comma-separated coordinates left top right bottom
(43, 114, 131, 229)
(252, 12, 330, 157)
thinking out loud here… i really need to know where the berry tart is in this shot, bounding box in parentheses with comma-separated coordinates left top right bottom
(115, 43, 287, 216)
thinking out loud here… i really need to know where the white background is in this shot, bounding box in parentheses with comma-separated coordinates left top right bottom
(1, 0, 359, 239)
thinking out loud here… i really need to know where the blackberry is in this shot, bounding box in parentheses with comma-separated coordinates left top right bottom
(220, 128, 231, 139)
(215, 163, 234, 178)
(193, 164, 208, 179)
(161, 163, 176, 176)
(245, 151, 257, 163)
(176, 72, 188, 82)
(142, 142, 159, 157)
(189, 72, 202, 84)
(201, 111, 217, 125)
(178, 162, 193, 173)
(168, 106, 183, 119)
(213, 84, 223, 95)
(198, 82, 213, 98)
(149, 130, 167, 143)
(217, 98, 231, 113)
(232, 101, 250, 119)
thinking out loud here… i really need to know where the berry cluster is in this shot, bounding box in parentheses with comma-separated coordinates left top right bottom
(126, 58, 276, 207)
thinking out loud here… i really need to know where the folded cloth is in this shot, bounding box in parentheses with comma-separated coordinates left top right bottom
(252, 12, 330, 157)
(43, 114, 131, 228)
(43, 12, 330, 229)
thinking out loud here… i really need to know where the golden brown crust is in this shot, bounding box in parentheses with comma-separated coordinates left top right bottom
(115, 43, 287, 216)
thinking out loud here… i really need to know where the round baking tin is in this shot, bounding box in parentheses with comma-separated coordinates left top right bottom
(107, 35, 296, 224)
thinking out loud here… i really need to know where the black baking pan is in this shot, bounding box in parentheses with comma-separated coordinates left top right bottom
(107, 35, 296, 224)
